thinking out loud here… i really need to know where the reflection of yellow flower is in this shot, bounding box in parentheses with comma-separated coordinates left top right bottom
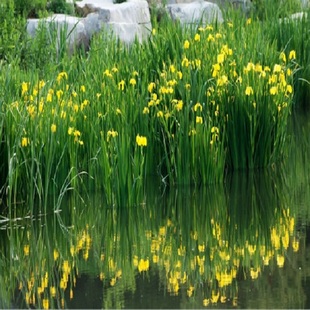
(53, 249, 59, 261)
(211, 290, 220, 303)
(292, 238, 299, 252)
(21, 137, 30, 147)
(51, 124, 57, 133)
(50, 286, 56, 298)
(138, 258, 150, 272)
(24, 245, 30, 256)
(276, 254, 285, 267)
(250, 267, 260, 279)
(42, 298, 49, 310)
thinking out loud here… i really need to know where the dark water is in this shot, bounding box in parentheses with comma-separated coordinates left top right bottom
(0, 110, 309, 309)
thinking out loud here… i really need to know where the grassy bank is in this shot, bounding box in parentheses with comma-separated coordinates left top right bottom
(0, 2, 309, 210)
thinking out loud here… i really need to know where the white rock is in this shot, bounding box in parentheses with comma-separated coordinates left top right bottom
(27, 14, 89, 54)
(166, 1, 223, 26)
(78, 0, 152, 44)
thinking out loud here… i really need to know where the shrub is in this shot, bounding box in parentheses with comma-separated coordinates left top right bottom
(0, 0, 26, 63)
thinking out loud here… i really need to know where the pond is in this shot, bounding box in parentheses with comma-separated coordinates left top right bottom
(0, 109, 309, 309)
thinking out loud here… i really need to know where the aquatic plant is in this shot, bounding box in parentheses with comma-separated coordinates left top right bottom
(0, 13, 300, 210)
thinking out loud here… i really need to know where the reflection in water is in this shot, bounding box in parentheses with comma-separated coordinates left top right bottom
(0, 110, 309, 309)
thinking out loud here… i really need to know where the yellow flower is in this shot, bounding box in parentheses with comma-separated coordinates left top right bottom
(217, 53, 225, 64)
(245, 86, 254, 96)
(246, 17, 251, 25)
(183, 40, 190, 49)
(46, 93, 53, 103)
(196, 116, 203, 124)
(188, 129, 196, 136)
(273, 64, 282, 73)
(103, 69, 112, 77)
(286, 84, 293, 94)
(175, 100, 183, 111)
(57, 71, 68, 83)
(169, 64, 176, 73)
(51, 124, 57, 133)
(118, 80, 125, 90)
(107, 130, 118, 141)
(129, 78, 136, 86)
(212, 63, 220, 77)
(279, 52, 286, 63)
(215, 32, 222, 39)
(181, 57, 189, 67)
(211, 126, 219, 134)
(80, 85, 86, 92)
(21, 82, 29, 96)
(37, 80, 45, 90)
(270, 86, 278, 95)
(157, 111, 164, 118)
(68, 127, 74, 135)
(148, 82, 156, 93)
(152, 28, 156, 35)
(194, 33, 200, 42)
(194, 102, 202, 111)
(207, 34, 215, 42)
(143, 107, 149, 114)
(21, 137, 30, 147)
(289, 50, 296, 60)
(217, 75, 228, 86)
(136, 134, 147, 147)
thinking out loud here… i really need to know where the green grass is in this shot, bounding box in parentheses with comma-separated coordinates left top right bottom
(0, 5, 309, 210)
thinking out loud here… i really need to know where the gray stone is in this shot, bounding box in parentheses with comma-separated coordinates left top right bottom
(27, 14, 89, 54)
(166, 0, 223, 25)
(78, 0, 152, 44)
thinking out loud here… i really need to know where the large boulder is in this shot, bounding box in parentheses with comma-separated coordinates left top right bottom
(26, 14, 89, 54)
(166, 0, 223, 25)
(77, 0, 152, 44)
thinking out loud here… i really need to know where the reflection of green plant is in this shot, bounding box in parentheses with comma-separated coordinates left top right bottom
(1, 171, 307, 309)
